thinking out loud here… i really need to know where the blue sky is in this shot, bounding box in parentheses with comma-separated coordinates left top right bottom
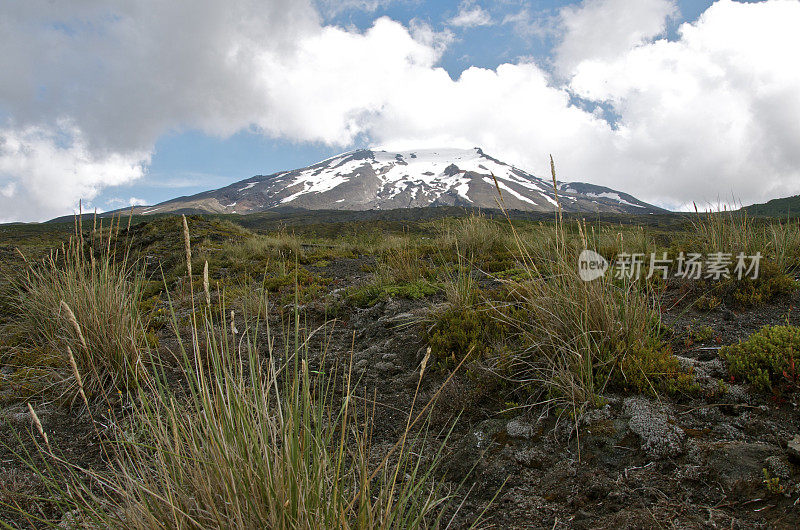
(1, 0, 798, 221)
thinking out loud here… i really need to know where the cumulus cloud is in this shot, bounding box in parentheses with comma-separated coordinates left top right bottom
(448, 3, 493, 28)
(0, 0, 454, 220)
(0, 0, 319, 220)
(555, 0, 678, 76)
(370, 0, 800, 210)
(568, 0, 800, 208)
(2, 0, 800, 220)
(0, 124, 147, 222)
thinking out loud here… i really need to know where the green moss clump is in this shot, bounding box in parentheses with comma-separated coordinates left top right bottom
(384, 281, 439, 300)
(685, 325, 717, 346)
(720, 325, 800, 392)
(427, 305, 510, 366)
(348, 280, 439, 308)
(600, 338, 697, 396)
(494, 267, 530, 282)
(428, 306, 487, 364)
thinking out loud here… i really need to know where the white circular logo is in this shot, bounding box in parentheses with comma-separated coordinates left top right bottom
(578, 249, 608, 281)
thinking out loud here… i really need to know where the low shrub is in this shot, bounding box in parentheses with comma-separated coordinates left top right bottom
(693, 260, 798, 309)
(720, 324, 800, 393)
(685, 325, 717, 346)
(730, 260, 797, 306)
(427, 305, 496, 364)
(597, 338, 696, 395)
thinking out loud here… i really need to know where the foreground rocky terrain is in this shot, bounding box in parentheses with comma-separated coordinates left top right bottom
(1, 210, 799, 528)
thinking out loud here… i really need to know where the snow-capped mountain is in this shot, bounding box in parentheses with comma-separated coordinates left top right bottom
(134, 148, 664, 215)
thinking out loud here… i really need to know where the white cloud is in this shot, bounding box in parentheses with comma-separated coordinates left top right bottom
(568, 0, 800, 208)
(106, 197, 148, 208)
(555, 0, 678, 76)
(502, 9, 554, 40)
(0, 124, 147, 222)
(0, 0, 321, 220)
(448, 3, 493, 28)
(2, 0, 800, 220)
(363, 0, 800, 210)
(0, 182, 16, 199)
(410, 19, 455, 58)
(315, 0, 410, 17)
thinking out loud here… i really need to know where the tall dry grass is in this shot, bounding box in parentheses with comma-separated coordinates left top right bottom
(690, 204, 800, 271)
(18, 218, 459, 529)
(494, 242, 669, 405)
(91, 314, 449, 528)
(488, 164, 683, 412)
(378, 234, 429, 283)
(437, 214, 510, 261)
(8, 213, 148, 396)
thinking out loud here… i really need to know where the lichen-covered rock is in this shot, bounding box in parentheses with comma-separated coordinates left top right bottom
(787, 434, 800, 463)
(623, 396, 685, 459)
(513, 448, 546, 468)
(765, 455, 791, 480)
(506, 418, 535, 439)
(707, 442, 778, 486)
(373, 361, 397, 374)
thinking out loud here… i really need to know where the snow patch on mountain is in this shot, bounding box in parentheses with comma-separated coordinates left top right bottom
(129, 147, 666, 215)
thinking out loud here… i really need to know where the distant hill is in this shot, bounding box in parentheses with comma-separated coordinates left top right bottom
(46, 205, 682, 230)
(741, 194, 800, 217)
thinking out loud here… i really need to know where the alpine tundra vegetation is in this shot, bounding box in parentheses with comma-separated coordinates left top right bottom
(1, 199, 800, 527)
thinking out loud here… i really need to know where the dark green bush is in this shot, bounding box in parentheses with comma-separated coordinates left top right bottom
(720, 325, 800, 392)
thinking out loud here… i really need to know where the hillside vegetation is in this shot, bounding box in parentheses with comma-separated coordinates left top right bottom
(1, 206, 799, 527)
(742, 194, 800, 217)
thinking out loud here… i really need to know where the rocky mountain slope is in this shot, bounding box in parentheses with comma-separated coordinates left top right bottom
(132, 147, 665, 215)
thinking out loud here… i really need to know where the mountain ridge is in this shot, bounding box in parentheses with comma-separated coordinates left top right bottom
(741, 194, 800, 217)
(124, 147, 666, 216)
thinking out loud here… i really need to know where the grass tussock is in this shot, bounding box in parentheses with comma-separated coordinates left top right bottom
(475, 168, 691, 411)
(684, 206, 799, 308)
(74, 319, 449, 528)
(494, 242, 689, 405)
(529, 205, 687, 403)
(4, 214, 148, 396)
(17, 220, 456, 530)
(688, 204, 800, 271)
(438, 214, 510, 260)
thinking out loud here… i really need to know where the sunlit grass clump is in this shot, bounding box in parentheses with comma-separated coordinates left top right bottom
(427, 167, 694, 412)
(5, 214, 147, 396)
(17, 216, 453, 529)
